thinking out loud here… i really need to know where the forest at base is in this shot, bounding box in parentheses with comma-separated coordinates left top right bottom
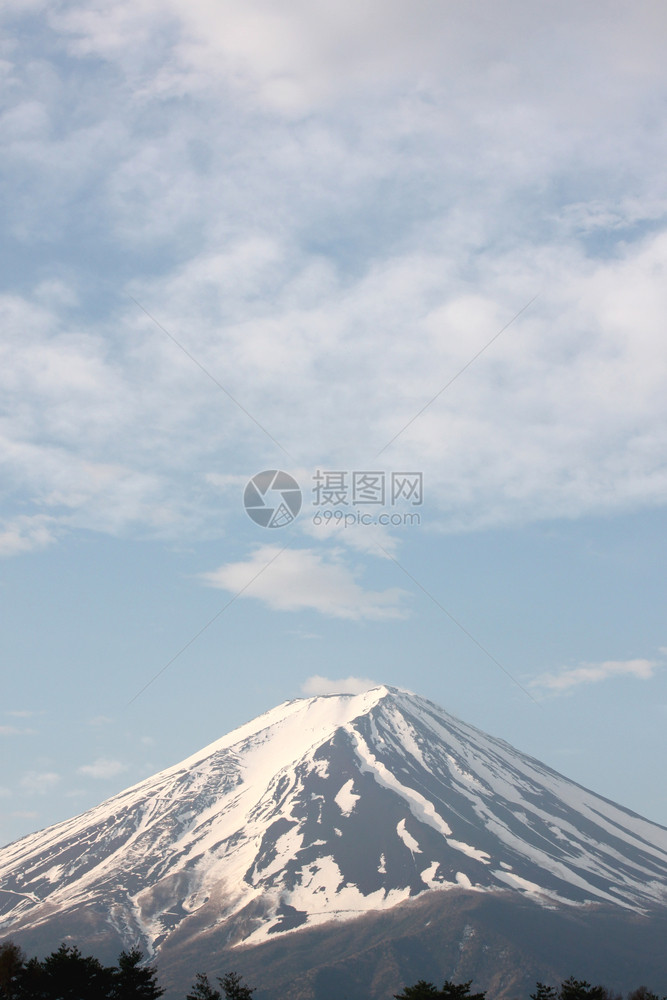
(0, 941, 665, 1000)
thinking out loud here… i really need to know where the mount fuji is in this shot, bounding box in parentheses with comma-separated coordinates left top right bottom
(2, 686, 667, 998)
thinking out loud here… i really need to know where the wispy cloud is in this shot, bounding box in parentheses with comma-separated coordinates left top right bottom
(0, 725, 36, 736)
(201, 545, 408, 620)
(86, 715, 114, 727)
(0, 515, 58, 558)
(531, 658, 661, 696)
(19, 771, 61, 795)
(77, 758, 128, 779)
(300, 517, 403, 557)
(301, 675, 378, 696)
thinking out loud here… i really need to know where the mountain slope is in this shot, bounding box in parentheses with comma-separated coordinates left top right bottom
(1, 685, 667, 964)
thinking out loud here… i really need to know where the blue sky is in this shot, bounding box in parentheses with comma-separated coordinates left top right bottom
(1, 0, 667, 847)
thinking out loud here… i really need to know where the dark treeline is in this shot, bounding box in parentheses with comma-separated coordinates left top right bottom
(393, 980, 666, 1000)
(1, 940, 665, 1000)
(0, 943, 255, 1000)
(0, 942, 163, 999)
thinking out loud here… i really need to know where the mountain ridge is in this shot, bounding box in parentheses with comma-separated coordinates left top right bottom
(1, 684, 667, 979)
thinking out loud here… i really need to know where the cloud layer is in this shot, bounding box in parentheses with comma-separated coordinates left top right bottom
(77, 758, 128, 780)
(1, 1, 667, 557)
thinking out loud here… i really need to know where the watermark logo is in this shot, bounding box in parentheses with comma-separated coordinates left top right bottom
(313, 470, 422, 507)
(244, 470, 302, 528)
(311, 470, 423, 528)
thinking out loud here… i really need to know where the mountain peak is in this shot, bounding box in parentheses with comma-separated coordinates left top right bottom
(2, 687, 667, 958)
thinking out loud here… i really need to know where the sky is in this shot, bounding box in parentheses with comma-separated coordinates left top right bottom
(1, 0, 667, 848)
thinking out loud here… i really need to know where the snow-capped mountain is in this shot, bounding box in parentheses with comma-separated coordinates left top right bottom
(2, 685, 667, 960)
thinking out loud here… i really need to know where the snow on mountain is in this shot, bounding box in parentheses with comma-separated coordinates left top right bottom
(1, 685, 667, 957)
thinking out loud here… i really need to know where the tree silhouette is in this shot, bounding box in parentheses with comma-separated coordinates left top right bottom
(531, 985, 559, 1000)
(394, 981, 442, 1000)
(0, 942, 168, 1000)
(186, 972, 221, 1000)
(113, 948, 164, 999)
(441, 983, 486, 1000)
(35, 943, 114, 999)
(185, 971, 254, 1000)
(0, 942, 25, 1000)
(395, 980, 486, 1000)
(628, 990, 666, 1000)
(560, 978, 611, 1000)
(218, 972, 255, 1000)
(0, 943, 25, 1000)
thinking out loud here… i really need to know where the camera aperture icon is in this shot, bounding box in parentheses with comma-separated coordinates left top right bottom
(244, 470, 302, 528)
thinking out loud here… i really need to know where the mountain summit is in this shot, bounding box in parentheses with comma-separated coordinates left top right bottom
(2, 685, 667, 961)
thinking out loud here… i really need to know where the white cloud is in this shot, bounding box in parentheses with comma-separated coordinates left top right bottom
(301, 675, 378, 696)
(77, 758, 128, 779)
(19, 771, 61, 795)
(4, 226, 667, 546)
(0, 515, 58, 558)
(200, 545, 408, 620)
(0, 1, 666, 552)
(531, 658, 661, 695)
(204, 472, 249, 492)
(0, 725, 35, 736)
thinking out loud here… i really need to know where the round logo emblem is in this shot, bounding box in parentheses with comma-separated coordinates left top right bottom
(243, 470, 302, 528)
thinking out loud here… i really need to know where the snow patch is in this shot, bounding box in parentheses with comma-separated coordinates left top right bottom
(492, 869, 546, 896)
(419, 861, 455, 890)
(245, 854, 411, 943)
(334, 779, 360, 817)
(349, 728, 453, 838)
(447, 839, 490, 864)
(397, 818, 422, 853)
